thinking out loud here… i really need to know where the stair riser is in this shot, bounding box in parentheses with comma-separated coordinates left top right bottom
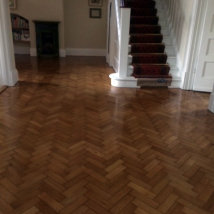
(137, 79, 172, 87)
(131, 17, 159, 25)
(131, 45, 165, 53)
(129, 66, 180, 78)
(130, 26, 161, 34)
(132, 56, 167, 64)
(130, 36, 163, 43)
(133, 66, 170, 76)
(126, 1, 156, 8)
(131, 9, 157, 16)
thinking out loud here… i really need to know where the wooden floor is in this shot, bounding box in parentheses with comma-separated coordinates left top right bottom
(0, 55, 214, 214)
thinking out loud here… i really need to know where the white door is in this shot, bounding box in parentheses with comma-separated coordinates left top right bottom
(193, 0, 214, 92)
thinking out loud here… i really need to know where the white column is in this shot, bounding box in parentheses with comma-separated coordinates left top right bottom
(0, 0, 18, 86)
(118, 8, 131, 78)
(208, 85, 214, 113)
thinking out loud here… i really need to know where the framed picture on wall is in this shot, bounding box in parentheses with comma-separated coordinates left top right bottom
(9, 0, 16, 9)
(88, 0, 103, 7)
(90, 8, 102, 19)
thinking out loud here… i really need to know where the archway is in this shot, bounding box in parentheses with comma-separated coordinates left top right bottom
(10, 13, 30, 55)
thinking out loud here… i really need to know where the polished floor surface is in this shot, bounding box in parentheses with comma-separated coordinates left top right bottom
(0, 56, 214, 214)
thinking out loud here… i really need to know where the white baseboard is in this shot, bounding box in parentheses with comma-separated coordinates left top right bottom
(30, 48, 106, 57)
(209, 89, 214, 113)
(60, 49, 66, 57)
(30, 48, 37, 57)
(66, 48, 106, 56)
(30, 48, 67, 58)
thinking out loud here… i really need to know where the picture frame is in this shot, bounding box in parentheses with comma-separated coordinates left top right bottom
(88, 0, 103, 7)
(9, 0, 16, 9)
(90, 8, 102, 19)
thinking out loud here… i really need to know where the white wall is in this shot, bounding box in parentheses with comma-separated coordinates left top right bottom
(164, 0, 194, 74)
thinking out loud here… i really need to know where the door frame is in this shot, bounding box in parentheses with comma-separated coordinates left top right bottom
(106, 0, 111, 64)
(182, 0, 208, 90)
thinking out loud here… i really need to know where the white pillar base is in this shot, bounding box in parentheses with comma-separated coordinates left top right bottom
(109, 73, 181, 89)
(109, 73, 140, 88)
(5, 68, 19, 86)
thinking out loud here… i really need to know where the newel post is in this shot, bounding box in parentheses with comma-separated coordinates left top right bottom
(118, 8, 131, 78)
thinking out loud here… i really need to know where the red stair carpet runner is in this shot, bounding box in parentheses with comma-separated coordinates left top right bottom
(126, 0, 172, 87)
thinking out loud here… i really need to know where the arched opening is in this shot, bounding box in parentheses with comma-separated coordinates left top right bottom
(10, 13, 30, 55)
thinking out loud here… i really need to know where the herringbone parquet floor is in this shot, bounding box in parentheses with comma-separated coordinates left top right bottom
(0, 56, 214, 214)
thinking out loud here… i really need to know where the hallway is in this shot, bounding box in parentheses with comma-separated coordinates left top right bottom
(0, 56, 214, 214)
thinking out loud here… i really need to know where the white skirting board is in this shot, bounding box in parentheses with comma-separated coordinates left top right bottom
(209, 87, 214, 113)
(30, 48, 106, 57)
(30, 48, 66, 57)
(59, 49, 66, 57)
(66, 48, 106, 56)
(30, 48, 37, 57)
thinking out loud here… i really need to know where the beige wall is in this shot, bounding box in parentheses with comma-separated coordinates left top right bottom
(64, 0, 107, 50)
(10, 0, 64, 51)
(10, 0, 108, 54)
(165, 0, 194, 69)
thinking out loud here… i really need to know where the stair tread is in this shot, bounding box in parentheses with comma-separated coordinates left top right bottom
(131, 15, 158, 17)
(125, 1, 155, 4)
(134, 75, 172, 78)
(130, 43, 165, 45)
(131, 16, 159, 19)
(131, 8, 157, 9)
(133, 63, 170, 66)
(130, 34, 162, 36)
(131, 24, 161, 27)
(130, 16, 159, 24)
(131, 9, 157, 16)
(131, 53, 167, 56)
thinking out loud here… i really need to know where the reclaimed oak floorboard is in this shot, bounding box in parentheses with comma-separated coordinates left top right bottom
(0, 55, 214, 214)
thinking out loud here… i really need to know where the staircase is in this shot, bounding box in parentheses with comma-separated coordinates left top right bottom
(109, 0, 180, 88)
(127, 0, 172, 87)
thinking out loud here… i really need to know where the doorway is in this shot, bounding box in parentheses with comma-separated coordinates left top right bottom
(193, 0, 214, 92)
(184, 0, 214, 92)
